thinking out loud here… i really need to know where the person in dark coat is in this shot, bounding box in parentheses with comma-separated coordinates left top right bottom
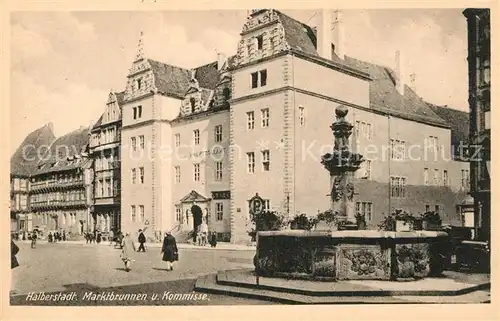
(209, 232, 217, 248)
(30, 231, 37, 249)
(11, 240, 19, 269)
(137, 229, 146, 252)
(161, 232, 178, 270)
(48, 232, 53, 243)
(62, 231, 66, 241)
(97, 231, 102, 244)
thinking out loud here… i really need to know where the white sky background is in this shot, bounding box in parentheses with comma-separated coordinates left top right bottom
(10, 9, 469, 154)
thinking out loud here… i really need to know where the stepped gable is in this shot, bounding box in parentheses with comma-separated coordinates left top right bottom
(11, 123, 56, 177)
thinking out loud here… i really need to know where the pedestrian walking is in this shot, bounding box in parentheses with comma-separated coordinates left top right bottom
(62, 230, 66, 241)
(97, 231, 102, 244)
(161, 232, 178, 271)
(137, 229, 146, 252)
(11, 240, 20, 269)
(120, 233, 136, 272)
(48, 232, 53, 243)
(109, 230, 114, 246)
(209, 232, 217, 248)
(30, 231, 37, 249)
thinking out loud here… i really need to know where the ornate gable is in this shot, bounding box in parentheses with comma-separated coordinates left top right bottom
(124, 32, 158, 101)
(180, 70, 213, 116)
(235, 9, 290, 67)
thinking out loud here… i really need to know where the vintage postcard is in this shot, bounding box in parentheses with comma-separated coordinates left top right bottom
(2, 0, 496, 319)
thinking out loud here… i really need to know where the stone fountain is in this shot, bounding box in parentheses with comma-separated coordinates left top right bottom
(253, 105, 451, 281)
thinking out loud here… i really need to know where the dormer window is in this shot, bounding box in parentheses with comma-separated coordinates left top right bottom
(256, 35, 263, 50)
(190, 98, 196, 114)
(136, 78, 142, 90)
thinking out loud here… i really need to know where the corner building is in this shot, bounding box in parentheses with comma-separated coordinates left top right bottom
(118, 9, 470, 243)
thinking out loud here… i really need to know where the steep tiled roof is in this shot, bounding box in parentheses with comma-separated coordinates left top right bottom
(148, 59, 191, 98)
(92, 114, 104, 129)
(35, 126, 91, 175)
(339, 56, 448, 127)
(276, 11, 318, 56)
(428, 104, 470, 148)
(194, 61, 219, 90)
(11, 123, 56, 177)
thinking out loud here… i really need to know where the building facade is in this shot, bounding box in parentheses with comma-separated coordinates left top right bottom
(89, 91, 124, 234)
(10, 123, 56, 233)
(463, 8, 491, 242)
(28, 127, 94, 237)
(11, 9, 473, 243)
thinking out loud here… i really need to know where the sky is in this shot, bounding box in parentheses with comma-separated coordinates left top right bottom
(10, 9, 469, 154)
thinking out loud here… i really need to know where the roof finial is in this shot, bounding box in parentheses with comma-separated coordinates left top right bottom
(135, 31, 145, 61)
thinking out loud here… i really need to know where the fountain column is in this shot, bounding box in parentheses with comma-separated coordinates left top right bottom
(321, 105, 363, 228)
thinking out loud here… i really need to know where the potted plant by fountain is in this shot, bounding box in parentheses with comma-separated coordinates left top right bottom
(378, 210, 416, 232)
(421, 211, 442, 231)
(314, 210, 339, 231)
(289, 213, 316, 230)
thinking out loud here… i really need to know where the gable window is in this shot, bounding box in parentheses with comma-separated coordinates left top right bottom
(193, 163, 200, 182)
(215, 125, 223, 142)
(216, 202, 224, 221)
(136, 78, 142, 90)
(261, 108, 270, 128)
(247, 152, 255, 173)
(193, 129, 200, 145)
(247, 111, 255, 130)
(190, 97, 196, 114)
(133, 106, 142, 119)
(251, 72, 259, 88)
(262, 150, 270, 171)
(256, 35, 264, 50)
(175, 134, 180, 147)
(215, 162, 223, 180)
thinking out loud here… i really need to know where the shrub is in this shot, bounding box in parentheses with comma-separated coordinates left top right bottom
(378, 209, 417, 231)
(420, 211, 442, 225)
(247, 210, 287, 241)
(289, 213, 317, 230)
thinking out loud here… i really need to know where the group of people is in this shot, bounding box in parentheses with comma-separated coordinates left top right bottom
(119, 230, 178, 272)
(84, 230, 104, 244)
(47, 230, 66, 243)
(194, 223, 217, 248)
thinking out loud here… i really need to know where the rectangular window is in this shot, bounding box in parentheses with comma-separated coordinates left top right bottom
(390, 176, 406, 198)
(175, 134, 180, 147)
(139, 167, 144, 184)
(356, 202, 373, 222)
(193, 129, 200, 145)
(175, 166, 181, 183)
(133, 107, 137, 120)
(461, 169, 470, 189)
(443, 170, 448, 186)
(428, 135, 439, 153)
(215, 125, 223, 142)
(139, 135, 144, 150)
(215, 162, 223, 180)
(390, 139, 405, 160)
(131, 168, 136, 184)
(435, 205, 440, 214)
(299, 106, 305, 127)
(137, 105, 142, 118)
(247, 152, 255, 173)
(131, 205, 136, 222)
(262, 150, 270, 171)
(216, 202, 224, 221)
(105, 179, 111, 197)
(131, 137, 136, 152)
(424, 168, 429, 185)
(260, 70, 267, 86)
(194, 163, 200, 182)
(251, 72, 258, 88)
(434, 169, 440, 185)
(139, 205, 144, 222)
(256, 35, 263, 50)
(261, 108, 269, 128)
(247, 111, 255, 130)
(425, 204, 431, 212)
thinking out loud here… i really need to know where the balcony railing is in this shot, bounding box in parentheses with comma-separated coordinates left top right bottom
(30, 199, 88, 209)
(30, 179, 84, 191)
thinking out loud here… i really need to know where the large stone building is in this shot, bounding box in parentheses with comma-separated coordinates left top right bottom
(28, 127, 94, 237)
(10, 123, 56, 233)
(463, 8, 491, 242)
(11, 9, 472, 243)
(89, 91, 125, 234)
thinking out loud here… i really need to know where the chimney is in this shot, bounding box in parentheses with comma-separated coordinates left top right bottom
(395, 50, 405, 95)
(332, 10, 345, 60)
(317, 9, 332, 60)
(409, 73, 416, 92)
(217, 52, 227, 71)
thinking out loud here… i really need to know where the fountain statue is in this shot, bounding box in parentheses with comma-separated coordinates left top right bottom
(321, 105, 364, 228)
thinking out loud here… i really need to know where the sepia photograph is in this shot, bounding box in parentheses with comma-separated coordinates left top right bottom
(7, 5, 491, 309)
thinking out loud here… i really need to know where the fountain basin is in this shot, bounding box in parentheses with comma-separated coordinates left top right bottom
(254, 230, 451, 281)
